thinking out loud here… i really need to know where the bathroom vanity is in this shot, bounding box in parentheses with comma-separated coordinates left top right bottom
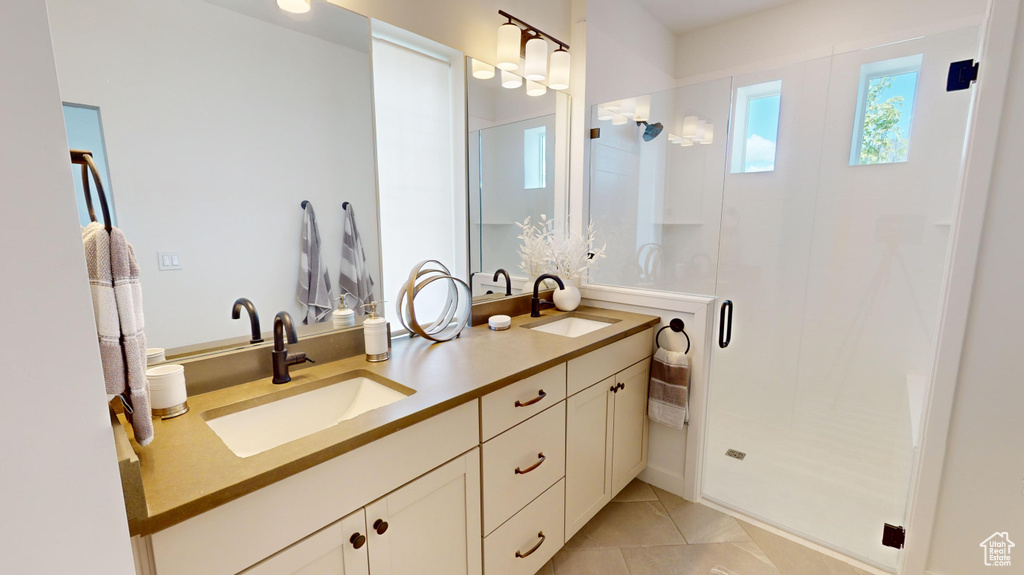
(119, 307, 658, 575)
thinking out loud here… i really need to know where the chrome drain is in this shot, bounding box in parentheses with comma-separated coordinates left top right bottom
(725, 449, 746, 461)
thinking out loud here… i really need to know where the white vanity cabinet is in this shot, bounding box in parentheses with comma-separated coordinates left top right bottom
(565, 330, 653, 540)
(239, 510, 370, 575)
(237, 451, 481, 575)
(364, 451, 482, 575)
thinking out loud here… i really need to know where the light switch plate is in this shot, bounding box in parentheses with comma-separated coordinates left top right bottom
(157, 251, 183, 271)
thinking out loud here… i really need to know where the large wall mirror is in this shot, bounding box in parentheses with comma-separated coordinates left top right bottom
(467, 58, 571, 298)
(48, 0, 572, 359)
(49, 0, 381, 355)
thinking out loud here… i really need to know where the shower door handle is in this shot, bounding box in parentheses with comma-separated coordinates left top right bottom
(719, 300, 733, 348)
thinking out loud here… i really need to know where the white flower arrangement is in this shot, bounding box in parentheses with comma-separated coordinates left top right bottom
(516, 216, 606, 281)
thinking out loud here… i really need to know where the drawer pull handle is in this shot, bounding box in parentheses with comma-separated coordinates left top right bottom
(515, 453, 546, 475)
(373, 519, 389, 535)
(350, 532, 366, 549)
(611, 382, 624, 393)
(515, 390, 547, 408)
(515, 531, 546, 559)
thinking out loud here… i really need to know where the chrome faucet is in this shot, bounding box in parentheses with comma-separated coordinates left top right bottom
(493, 268, 513, 296)
(272, 311, 312, 384)
(531, 274, 565, 317)
(231, 297, 263, 344)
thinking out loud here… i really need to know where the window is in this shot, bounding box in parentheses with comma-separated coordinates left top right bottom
(850, 54, 922, 165)
(62, 103, 118, 227)
(731, 80, 782, 173)
(523, 126, 546, 189)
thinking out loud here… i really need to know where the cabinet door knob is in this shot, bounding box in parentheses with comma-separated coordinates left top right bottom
(515, 531, 546, 558)
(515, 389, 547, 408)
(610, 384, 617, 393)
(617, 382, 625, 391)
(515, 452, 546, 475)
(350, 532, 366, 549)
(373, 519, 389, 535)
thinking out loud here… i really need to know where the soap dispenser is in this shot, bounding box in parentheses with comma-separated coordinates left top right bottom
(332, 294, 355, 328)
(362, 301, 390, 362)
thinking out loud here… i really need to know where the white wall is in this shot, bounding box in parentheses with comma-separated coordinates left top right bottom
(926, 5, 1024, 572)
(0, 1, 134, 573)
(47, 0, 380, 348)
(674, 0, 988, 80)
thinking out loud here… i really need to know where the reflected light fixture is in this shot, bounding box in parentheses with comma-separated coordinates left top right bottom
(495, 10, 570, 89)
(679, 138, 695, 147)
(501, 69, 523, 89)
(695, 119, 707, 142)
(682, 116, 700, 140)
(526, 80, 547, 97)
(634, 97, 650, 123)
(597, 107, 614, 121)
(620, 99, 636, 119)
(471, 59, 496, 80)
(700, 123, 714, 145)
(549, 48, 570, 90)
(612, 114, 628, 126)
(496, 22, 521, 71)
(277, 0, 310, 13)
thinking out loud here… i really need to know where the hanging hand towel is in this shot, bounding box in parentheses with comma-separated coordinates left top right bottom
(338, 203, 375, 314)
(83, 222, 154, 446)
(648, 346, 689, 430)
(297, 202, 335, 324)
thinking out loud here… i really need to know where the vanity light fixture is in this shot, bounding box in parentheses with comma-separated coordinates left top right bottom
(501, 69, 523, 89)
(495, 10, 570, 88)
(548, 48, 571, 90)
(682, 116, 700, 140)
(277, 0, 311, 14)
(471, 59, 496, 80)
(526, 80, 547, 97)
(497, 23, 522, 70)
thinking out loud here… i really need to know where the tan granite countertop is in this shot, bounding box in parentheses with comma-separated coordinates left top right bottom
(120, 306, 659, 536)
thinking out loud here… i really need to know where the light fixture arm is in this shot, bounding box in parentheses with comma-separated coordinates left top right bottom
(497, 10, 570, 51)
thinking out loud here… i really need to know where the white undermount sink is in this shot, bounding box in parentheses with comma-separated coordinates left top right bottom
(205, 373, 414, 458)
(525, 314, 617, 338)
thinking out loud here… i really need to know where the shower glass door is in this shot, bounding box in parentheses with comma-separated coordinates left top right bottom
(704, 26, 980, 570)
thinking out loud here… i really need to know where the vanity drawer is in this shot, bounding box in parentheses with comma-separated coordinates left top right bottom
(484, 479, 565, 575)
(567, 328, 653, 396)
(482, 402, 565, 535)
(481, 364, 566, 441)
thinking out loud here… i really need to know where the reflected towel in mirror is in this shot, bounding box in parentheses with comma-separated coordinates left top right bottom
(297, 201, 335, 324)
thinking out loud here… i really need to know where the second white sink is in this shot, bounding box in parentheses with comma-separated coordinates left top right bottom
(206, 374, 413, 458)
(526, 316, 614, 338)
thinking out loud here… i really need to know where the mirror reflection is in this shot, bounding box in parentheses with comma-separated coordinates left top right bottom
(49, 0, 381, 353)
(467, 58, 570, 299)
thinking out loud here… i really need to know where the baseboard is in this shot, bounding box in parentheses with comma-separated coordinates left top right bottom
(637, 464, 688, 500)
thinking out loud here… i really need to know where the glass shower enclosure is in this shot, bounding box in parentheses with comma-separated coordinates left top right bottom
(587, 25, 981, 571)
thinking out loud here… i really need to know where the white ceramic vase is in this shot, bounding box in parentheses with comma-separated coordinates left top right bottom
(553, 283, 582, 311)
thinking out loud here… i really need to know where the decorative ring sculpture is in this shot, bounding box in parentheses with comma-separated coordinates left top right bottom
(396, 260, 472, 342)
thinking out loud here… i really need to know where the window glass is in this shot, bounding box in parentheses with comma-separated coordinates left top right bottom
(731, 80, 782, 173)
(523, 126, 546, 189)
(851, 54, 922, 165)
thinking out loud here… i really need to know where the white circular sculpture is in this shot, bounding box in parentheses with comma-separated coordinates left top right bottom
(396, 260, 472, 342)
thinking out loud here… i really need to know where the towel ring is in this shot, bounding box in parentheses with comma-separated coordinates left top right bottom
(656, 318, 690, 354)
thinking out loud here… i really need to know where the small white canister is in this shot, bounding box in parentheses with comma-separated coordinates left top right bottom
(146, 347, 166, 366)
(147, 364, 189, 418)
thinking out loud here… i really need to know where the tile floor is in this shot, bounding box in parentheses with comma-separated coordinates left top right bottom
(536, 479, 875, 575)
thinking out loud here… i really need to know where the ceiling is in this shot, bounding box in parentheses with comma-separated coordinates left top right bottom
(636, 0, 799, 34)
(203, 0, 369, 53)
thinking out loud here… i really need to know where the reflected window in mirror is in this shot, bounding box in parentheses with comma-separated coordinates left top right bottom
(62, 103, 118, 228)
(524, 126, 547, 190)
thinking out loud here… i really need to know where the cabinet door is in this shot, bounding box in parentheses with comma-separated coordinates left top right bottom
(564, 377, 614, 540)
(365, 448, 482, 575)
(611, 359, 650, 495)
(240, 509, 369, 575)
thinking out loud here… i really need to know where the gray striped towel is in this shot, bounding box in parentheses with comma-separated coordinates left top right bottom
(297, 202, 335, 324)
(339, 203, 375, 314)
(83, 222, 153, 446)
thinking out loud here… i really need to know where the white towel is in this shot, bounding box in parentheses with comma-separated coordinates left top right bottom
(297, 202, 335, 324)
(648, 347, 689, 430)
(83, 222, 153, 446)
(338, 203, 375, 314)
